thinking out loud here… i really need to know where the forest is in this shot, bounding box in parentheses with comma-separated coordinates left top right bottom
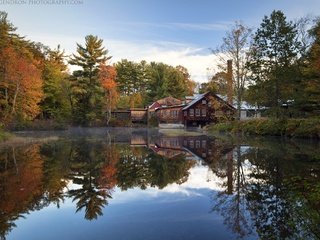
(0, 10, 320, 130)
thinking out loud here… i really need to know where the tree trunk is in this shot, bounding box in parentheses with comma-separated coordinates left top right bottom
(11, 82, 20, 114)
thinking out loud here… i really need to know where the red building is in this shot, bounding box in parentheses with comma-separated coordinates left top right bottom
(155, 92, 235, 127)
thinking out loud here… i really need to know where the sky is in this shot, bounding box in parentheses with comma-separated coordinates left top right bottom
(1, 0, 320, 82)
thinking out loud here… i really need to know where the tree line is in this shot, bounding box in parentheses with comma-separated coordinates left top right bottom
(1, 10, 320, 128)
(201, 10, 320, 118)
(0, 11, 195, 127)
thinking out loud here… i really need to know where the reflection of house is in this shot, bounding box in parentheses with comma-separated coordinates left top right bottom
(112, 130, 234, 164)
(155, 92, 235, 127)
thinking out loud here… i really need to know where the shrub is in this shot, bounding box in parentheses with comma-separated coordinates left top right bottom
(208, 118, 320, 139)
(293, 118, 320, 138)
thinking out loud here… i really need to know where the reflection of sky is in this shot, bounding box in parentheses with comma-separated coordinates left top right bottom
(8, 164, 254, 240)
(111, 164, 225, 205)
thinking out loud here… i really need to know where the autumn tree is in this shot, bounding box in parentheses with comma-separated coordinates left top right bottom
(0, 12, 45, 124)
(69, 35, 110, 125)
(98, 63, 118, 124)
(0, 46, 43, 121)
(214, 21, 252, 119)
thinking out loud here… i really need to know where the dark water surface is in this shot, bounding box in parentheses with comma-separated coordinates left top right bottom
(1, 128, 320, 240)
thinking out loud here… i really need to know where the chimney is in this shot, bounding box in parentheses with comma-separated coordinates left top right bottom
(227, 60, 233, 105)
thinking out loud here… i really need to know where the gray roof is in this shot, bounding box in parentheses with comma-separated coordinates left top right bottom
(182, 92, 207, 110)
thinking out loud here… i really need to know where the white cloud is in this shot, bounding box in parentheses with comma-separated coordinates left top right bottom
(27, 33, 218, 83)
(106, 39, 219, 83)
(110, 165, 225, 205)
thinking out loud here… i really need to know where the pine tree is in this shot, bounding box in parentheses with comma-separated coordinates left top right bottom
(69, 35, 111, 125)
(248, 10, 300, 117)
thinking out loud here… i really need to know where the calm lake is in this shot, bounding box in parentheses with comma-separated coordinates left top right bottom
(0, 128, 319, 240)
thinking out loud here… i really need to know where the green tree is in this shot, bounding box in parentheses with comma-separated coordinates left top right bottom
(41, 45, 71, 121)
(69, 35, 110, 125)
(298, 19, 320, 114)
(247, 10, 300, 117)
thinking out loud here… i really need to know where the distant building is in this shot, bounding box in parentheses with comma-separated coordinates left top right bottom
(217, 94, 263, 120)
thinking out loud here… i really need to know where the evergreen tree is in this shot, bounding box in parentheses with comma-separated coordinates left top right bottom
(69, 35, 110, 125)
(299, 19, 320, 114)
(247, 10, 300, 117)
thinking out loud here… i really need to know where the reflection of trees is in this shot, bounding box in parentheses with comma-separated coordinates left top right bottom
(211, 145, 253, 239)
(116, 146, 195, 190)
(211, 138, 320, 240)
(0, 145, 46, 239)
(67, 139, 117, 220)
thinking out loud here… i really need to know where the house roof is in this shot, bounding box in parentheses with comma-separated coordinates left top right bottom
(182, 92, 208, 110)
(155, 104, 186, 111)
(149, 96, 182, 109)
(182, 92, 236, 111)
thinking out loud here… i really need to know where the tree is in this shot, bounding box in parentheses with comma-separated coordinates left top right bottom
(98, 63, 118, 124)
(176, 65, 196, 95)
(247, 10, 300, 117)
(214, 22, 252, 119)
(41, 45, 71, 120)
(298, 18, 320, 114)
(0, 46, 43, 121)
(0, 12, 44, 122)
(115, 59, 149, 108)
(69, 35, 110, 125)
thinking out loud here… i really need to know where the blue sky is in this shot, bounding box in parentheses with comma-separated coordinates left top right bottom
(2, 0, 320, 82)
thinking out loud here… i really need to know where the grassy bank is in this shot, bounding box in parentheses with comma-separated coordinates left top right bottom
(208, 118, 320, 139)
(0, 127, 12, 142)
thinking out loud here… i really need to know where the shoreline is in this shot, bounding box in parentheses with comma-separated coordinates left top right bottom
(207, 118, 320, 140)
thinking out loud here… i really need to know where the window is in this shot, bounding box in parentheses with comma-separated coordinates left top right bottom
(189, 109, 194, 116)
(189, 140, 194, 148)
(184, 111, 187, 117)
(202, 99, 207, 104)
(195, 109, 200, 116)
(202, 109, 206, 117)
(196, 140, 200, 148)
(202, 140, 206, 148)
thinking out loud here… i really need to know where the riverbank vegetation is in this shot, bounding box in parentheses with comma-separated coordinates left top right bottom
(1, 10, 320, 130)
(208, 118, 320, 139)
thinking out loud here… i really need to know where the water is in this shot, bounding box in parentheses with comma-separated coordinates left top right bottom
(0, 128, 319, 240)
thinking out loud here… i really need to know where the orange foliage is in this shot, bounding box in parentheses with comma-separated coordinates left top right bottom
(0, 145, 44, 214)
(99, 64, 117, 90)
(98, 64, 118, 110)
(97, 144, 119, 189)
(1, 46, 43, 120)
